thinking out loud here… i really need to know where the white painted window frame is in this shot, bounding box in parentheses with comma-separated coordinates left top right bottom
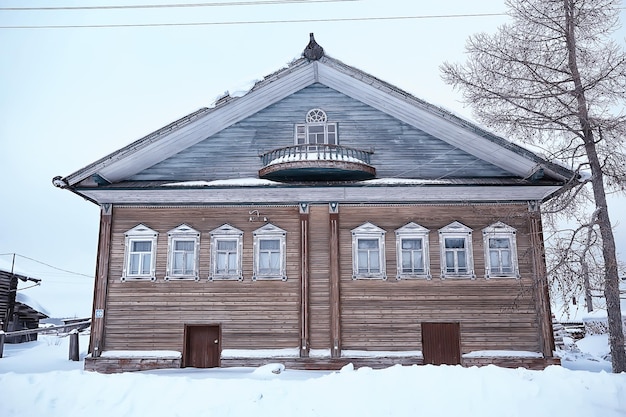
(209, 224, 244, 281)
(165, 224, 200, 281)
(482, 222, 520, 279)
(395, 222, 431, 279)
(295, 108, 337, 146)
(253, 223, 287, 281)
(351, 222, 387, 280)
(439, 221, 475, 279)
(122, 224, 158, 282)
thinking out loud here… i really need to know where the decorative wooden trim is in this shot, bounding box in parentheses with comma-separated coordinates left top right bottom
(90, 204, 113, 357)
(299, 203, 310, 357)
(329, 203, 341, 358)
(77, 185, 563, 205)
(528, 208, 556, 356)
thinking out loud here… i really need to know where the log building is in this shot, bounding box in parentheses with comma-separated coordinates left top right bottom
(55, 34, 571, 372)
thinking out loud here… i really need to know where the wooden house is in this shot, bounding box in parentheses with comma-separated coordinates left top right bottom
(0, 269, 47, 343)
(54, 34, 572, 373)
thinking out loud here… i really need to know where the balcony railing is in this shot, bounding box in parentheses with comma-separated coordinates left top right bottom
(259, 144, 375, 181)
(261, 144, 373, 167)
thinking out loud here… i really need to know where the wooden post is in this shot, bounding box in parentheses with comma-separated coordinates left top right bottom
(90, 204, 113, 357)
(528, 201, 556, 356)
(69, 330, 79, 361)
(0, 331, 5, 358)
(299, 203, 310, 357)
(329, 202, 341, 358)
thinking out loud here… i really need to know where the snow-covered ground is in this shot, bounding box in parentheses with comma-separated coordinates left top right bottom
(0, 333, 624, 417)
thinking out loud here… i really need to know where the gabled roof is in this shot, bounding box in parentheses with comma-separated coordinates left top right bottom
(54, 34, 575, 191)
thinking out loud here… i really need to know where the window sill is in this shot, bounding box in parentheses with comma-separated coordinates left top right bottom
(352, 274, 387, 280)
(165, 275, 199, 281)
(209, 275, 243, 281)
(252, 275, 287, 281)
(121, 276, 156, 282)
(396, 274, 431, 280)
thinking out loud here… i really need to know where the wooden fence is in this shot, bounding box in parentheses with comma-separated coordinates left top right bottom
(0, 319, 91, 360)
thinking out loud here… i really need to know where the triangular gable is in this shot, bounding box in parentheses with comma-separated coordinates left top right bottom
(352, 222, 386, 235)
(57, 35, 574, 189)
(439, 221, 472, 234)
(253, 223, 287, 236)
(396, 222, 429, 235)
(210, 224, 244, 236)
(130, 84, 513, 182)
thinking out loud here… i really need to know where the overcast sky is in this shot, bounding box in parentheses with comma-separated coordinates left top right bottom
(1, 0, 625, 317)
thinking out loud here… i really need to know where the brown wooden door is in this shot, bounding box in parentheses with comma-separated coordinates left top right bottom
(184, 325, 220, 368)
(421, 322, 461, 365)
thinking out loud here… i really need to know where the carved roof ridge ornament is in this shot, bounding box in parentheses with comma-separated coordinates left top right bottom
(303, 33, 324, 61)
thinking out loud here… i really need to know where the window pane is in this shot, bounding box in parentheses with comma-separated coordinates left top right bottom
(217, 240, 237, 251)
(445, 251, 455, 269)
(358, 251, 369, 272)
(358, 239, 379, 249)
(185, 253, 194, 272)
(228, 253, 237, 271)
(132, 241, 151, 252)
(489, 238, 510, 249)
(260, 239, 280, 251)
(369, 252, 380, 272)
(141, 253, 151, 274)
(217, 253, 229, 272)
(402, 238, 421, 250)
(445, 238, 465, 249)
(489, 250, 500, 270)
(413, 251, 424, 270)
(269, 252, 280, 271)
(501, 250, 511, 267)
(129, 254, 140, 274)
(457, 251, 467, 273)
(175, 240, 194, 251)
(173, 252, 184, 272)
(401, 252, 412, 271)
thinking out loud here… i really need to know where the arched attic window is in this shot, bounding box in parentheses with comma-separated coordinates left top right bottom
(295, 109, 337, 146)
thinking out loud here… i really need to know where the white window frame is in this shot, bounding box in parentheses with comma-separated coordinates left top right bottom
(165, 224, 200, 281)
(482, 222, 520, 279)
(253, 223, 287, 281)
(295, 108, 337, 146)
(209, 224, 244, 281)
(439, 221, 475, 279)
(351, 222, 387, 280)
(395, 222, 430, 279)
(122, 224, 158, 282)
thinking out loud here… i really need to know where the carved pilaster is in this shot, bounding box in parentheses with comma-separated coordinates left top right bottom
(329, 202, 341, 358)
(90, 204, 113, 357)
(528, 205, 556, 357)
(299, 203, 310, 357)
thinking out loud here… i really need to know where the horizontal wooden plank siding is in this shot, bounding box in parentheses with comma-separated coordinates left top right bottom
(308, 205, 331, 349)
(104, 206, 301, 352)
(101, 202, 545, 360)
(337, 203, 541, 354)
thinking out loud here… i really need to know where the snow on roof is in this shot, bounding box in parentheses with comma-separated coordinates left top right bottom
(15, 292, 51, 317)
(163, 178, 281, 187)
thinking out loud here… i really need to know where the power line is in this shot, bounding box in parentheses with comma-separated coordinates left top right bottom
(0, 0, 358, 11)
(0, 253, 94, 279)
(0, 12, 507, 30)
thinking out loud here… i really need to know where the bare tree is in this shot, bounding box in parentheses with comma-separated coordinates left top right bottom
(441, 0, 626, 372)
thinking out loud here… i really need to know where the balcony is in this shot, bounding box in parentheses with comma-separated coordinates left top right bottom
(259, 144, 375, 182)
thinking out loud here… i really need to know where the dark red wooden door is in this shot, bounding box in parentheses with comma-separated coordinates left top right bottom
(184, 325, 220, 368)
(421, 322, 461, 365)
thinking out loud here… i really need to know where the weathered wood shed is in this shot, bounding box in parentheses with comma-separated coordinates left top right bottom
(55, 34, 572, 373)
(0, 268, 47, 342)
